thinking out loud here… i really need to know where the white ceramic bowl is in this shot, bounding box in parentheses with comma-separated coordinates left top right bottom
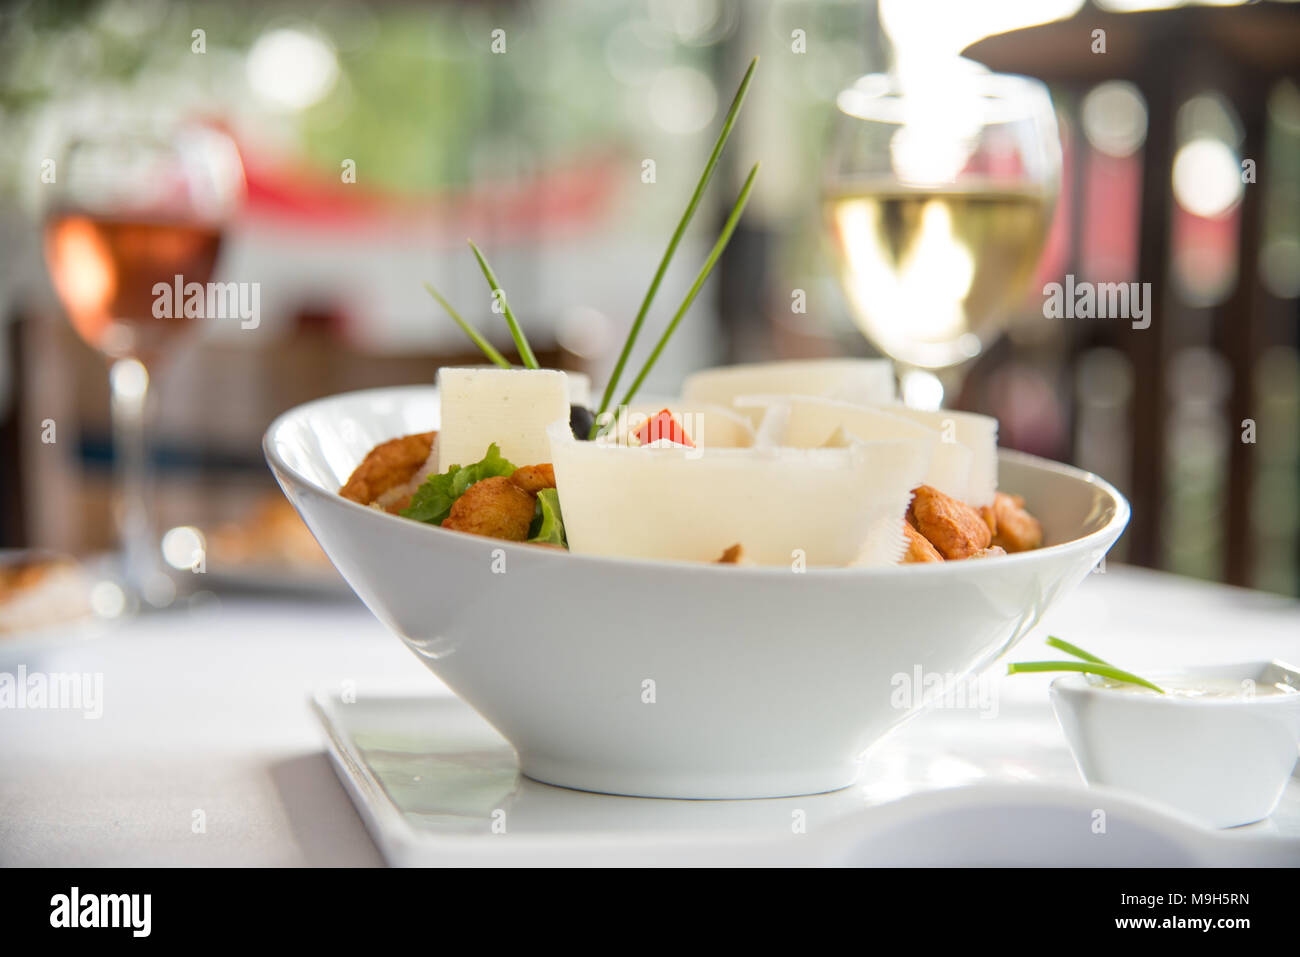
(265, 385, 1129, 799)
(1051, 661, 1300, 828)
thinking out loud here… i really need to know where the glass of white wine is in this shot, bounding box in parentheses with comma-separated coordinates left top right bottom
(823, 59, 1061, 407)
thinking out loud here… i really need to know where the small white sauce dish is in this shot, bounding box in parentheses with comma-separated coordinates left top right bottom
(1050, 660, 1300, 828)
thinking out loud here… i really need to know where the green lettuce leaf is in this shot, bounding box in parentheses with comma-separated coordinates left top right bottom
(527, 488, 566, 546)
(400, 443, 517, 525)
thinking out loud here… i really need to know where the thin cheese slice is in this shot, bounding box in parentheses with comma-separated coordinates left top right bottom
(681, 359, 896, 426)
(882, 406, 998, 506)
(548, 421, 928, 566)
(736, 395, 975, 503)
(436, 367, 572, 470)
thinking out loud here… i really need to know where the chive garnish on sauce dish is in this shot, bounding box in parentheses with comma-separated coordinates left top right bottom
(1008, 636, 1165, 693)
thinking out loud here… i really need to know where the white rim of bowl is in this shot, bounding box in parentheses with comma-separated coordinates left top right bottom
(263, 384, 1131, 579)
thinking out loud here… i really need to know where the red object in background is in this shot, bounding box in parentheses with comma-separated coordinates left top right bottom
(238, 152, 620, 240)
(1082, 149, 1142, 282)
(1170, 202, 1240, 304)
(632, 410, 695, 447)
(987, 362, 1067, 459)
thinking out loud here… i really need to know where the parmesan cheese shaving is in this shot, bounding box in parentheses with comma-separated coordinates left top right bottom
(881, 405, 998, 506)
(549, 420, 928, 567)
(737, 395, 976, 504)
(681, 359, 896, 426)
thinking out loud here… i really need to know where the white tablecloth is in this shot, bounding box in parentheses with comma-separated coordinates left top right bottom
(1, 565, 1297, 866)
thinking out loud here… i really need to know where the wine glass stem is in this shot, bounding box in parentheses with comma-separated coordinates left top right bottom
(109, 356, 156, 602)
(897, 363, 977, 411)
(898, 365, 946, 410)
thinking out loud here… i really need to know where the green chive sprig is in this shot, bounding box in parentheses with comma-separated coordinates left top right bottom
(596, 55, 759, 421)
(467, 240, 539, 369)
(1008, 636, 1165, 693)
(423, 281, 512, 369)
(617, 162, 760, 408)
(1043, 635, 1109, 666)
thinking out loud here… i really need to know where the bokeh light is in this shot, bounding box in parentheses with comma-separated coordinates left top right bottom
(1172, 138, 1243, 218)
(246, 27, 339, 111)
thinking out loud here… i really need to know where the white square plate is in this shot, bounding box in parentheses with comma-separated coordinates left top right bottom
(312, 690, 1300, 866)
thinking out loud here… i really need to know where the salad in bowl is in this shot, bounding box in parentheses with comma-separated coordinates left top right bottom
(265, 363, 1127, 799)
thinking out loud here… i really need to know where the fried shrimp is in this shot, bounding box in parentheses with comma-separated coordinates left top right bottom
(442, 476, 536, 541)
(339, 432, 436, 509)
(901, 521, 944, 563)
(509, 463, 556, 495)
(907, 484, 993, 560)
(715, 543, 751, 564)
(988, 492, 1043, 553)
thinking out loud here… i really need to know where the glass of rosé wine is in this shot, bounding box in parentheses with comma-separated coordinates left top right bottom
(42, 119, 244, 609)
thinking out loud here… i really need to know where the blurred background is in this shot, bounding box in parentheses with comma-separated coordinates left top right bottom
(0, 0, 1297, 610)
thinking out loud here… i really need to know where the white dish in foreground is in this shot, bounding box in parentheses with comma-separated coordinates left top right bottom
(1051, 661, 1300, 828)
(268, 385, 1129, 799)
(312, 690, 1300, 866)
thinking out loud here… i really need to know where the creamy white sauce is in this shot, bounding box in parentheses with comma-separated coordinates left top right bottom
(1099, 676, 1299, 699)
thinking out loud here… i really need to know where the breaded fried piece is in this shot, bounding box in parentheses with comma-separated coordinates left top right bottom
(979, 504, 997, 538)
(339, 432, 436, 506)
(509, 463, 556, 495)
(989, 492, 1043, 553)
(442, 476, 535, 541)
(716, 543, 751, 564)
(908, 484, 992, 560)
(970, 545, 1008, 559)
(901, 522, 944, 563)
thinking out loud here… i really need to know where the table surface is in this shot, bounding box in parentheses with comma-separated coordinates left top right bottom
(2, 564, 1297, 867)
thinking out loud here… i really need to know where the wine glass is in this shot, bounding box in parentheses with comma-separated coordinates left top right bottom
(42, 118, 244, 609)
(823, 59, 1061, 408)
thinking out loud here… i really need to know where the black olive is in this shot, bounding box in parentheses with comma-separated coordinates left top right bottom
(569, 404, 597, 440)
